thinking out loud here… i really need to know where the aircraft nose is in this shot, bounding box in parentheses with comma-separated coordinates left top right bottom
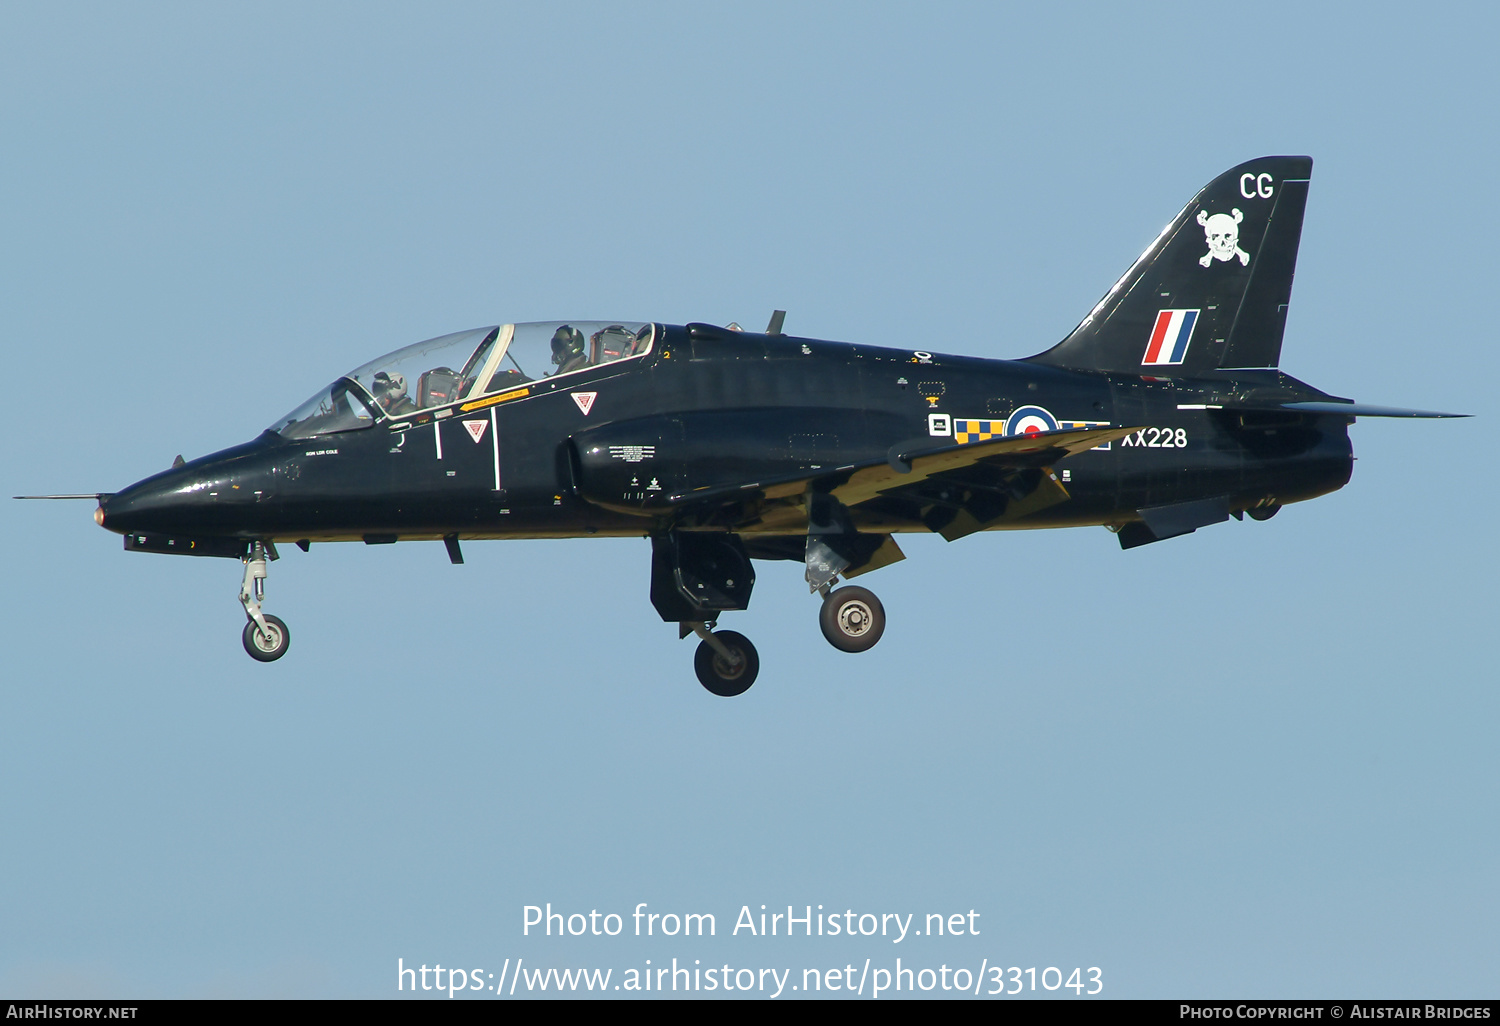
(97, 435, 283, 537)
(97, 471, 202, 534)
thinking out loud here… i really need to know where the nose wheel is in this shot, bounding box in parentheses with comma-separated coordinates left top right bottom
(243, 614, 290, 661)
(238, 541, 290, 662)
(819, 585, 886, 652)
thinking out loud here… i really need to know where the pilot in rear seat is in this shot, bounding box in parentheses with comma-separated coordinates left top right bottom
(550, 325, 589, 375)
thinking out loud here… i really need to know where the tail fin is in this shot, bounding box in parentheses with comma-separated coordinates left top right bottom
(1027, 156, 1311, 377)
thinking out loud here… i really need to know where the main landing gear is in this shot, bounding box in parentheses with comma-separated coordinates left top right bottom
(651, 534, 762, 697)
(804, 493, 891, 656)
(652, 530, 892, 696)
(818, 583, 886, 653)
(239, 540, 289, 662)
(687, 623, 759, 697)
(683, 581, 888, 696)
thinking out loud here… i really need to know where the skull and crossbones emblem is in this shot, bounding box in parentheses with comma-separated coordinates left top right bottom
(1197, 208, 1250, 267)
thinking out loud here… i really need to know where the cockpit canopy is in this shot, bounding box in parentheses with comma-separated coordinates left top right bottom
(272, 321, 655, 439)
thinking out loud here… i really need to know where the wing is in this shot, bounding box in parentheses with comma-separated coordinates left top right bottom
(836, 425, 1132, 506)
(655, 425, 1141, 539)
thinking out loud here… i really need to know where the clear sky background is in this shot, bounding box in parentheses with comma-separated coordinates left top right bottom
(2, 1, 1495, 999)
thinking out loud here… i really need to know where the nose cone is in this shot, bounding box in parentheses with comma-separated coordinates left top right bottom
(97, 436, 281, 536)
(98, 468, 203, 534)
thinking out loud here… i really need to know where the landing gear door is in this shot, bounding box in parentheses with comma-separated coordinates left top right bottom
(649, 533, 755, 623)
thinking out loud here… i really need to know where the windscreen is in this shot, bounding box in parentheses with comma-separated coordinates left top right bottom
(270, 379, 377, 439)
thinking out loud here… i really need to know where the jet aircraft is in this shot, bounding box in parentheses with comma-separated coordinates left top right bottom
(22, 157, 1462, 695)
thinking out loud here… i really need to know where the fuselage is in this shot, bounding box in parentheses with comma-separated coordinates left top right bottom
(73, 156, 1448, 680)
(97, 323, 1354, 545)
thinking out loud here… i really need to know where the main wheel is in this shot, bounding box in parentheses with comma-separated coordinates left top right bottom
(1247, 503, 1281, 521)
(819, 586, 885, 652)
(693, 630, 759, 696)
(242, 614, 290, 662)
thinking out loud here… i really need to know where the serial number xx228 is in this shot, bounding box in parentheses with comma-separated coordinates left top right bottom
(1119, 428, 1188, 448)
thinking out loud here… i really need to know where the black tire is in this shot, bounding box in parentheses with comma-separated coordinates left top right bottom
(242, 614, 290, 662)
(1247, 504, 1281, 522)
(693, 630, 759, 696)
(820, 586, 885, 653)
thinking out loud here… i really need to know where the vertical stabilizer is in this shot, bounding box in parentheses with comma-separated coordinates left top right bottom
(1027, 157, 1312, 376)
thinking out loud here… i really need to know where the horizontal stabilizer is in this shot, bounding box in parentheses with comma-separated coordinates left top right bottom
(1278, 401, 1468, 419)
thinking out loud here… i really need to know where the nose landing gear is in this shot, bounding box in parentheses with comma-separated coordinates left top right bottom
(243, 614, 290, 661)
(239, 541, 290, 662)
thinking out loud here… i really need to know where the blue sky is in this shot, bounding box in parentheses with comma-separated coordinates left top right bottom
(2, 2, 1495, 998)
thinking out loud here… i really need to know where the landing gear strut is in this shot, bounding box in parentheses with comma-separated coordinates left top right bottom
(802, 491, 893, 654)
(239, 541, 289, 662)
(819, 585, 886, 653)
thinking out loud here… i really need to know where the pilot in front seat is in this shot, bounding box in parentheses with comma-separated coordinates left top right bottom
(371, 371, 415, 414)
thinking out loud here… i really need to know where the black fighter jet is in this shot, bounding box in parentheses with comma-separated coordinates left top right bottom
(22, 156, 1461, 695)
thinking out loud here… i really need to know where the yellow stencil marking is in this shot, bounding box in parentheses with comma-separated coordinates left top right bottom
(460, 387, 531, 412)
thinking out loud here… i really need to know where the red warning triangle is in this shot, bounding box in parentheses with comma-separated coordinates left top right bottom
(463, 419, 488, 443)
(571, 392, 597, 416)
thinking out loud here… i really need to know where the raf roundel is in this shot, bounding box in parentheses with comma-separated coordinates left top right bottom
(1004, 405, 1059, 437)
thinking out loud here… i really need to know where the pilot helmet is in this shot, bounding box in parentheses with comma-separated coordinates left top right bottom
(372, 370, 407, 402)
(550, 325, 584, 365)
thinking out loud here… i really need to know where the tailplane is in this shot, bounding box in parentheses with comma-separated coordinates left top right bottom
(1027, 156, 1312, 377)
